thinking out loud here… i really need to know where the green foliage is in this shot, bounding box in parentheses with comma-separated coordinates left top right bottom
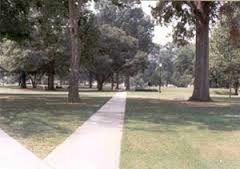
(82, 1, 153, 88)
(1, 0, 153, 89)
(152, 1, 219, 45)
(86, 24, 138, 84)
(220, 2, 240, 47)
(0, 40, 45, 73)
(210, 19, 240, 90)
(0, 0, 31, 41)
(172, 45, 194, 87)
(133, 43, 194, 88)
(0, 0, 69, 87)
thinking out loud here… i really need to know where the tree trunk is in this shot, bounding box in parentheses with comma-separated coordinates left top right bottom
(47, 61, 55, 90)
(234, 86, 239, 96)
(30, 78, 37, 89)
(190, 3, 211, 101)
(111, 74, 114, 90)
(20, 71, 27, 89)
(89, 72, 93, 89)
(116, 72, 119, 90)
(68, 0, 81, 103)
(125, 74, 130, 91)
(97, 80, 103, 91)
(234, 81, 239, 95)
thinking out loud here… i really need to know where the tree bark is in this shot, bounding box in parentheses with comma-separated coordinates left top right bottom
(30, 78, 37, 88)
(89, 72, 93, 89)
(234, 81, 239, 95)
(47, 61, 55, 90)
(190, 2, 211, 101)
(116, 72, 119, 90)
(97, 80, 103, 91)
(111, 74, 114, 90)
(125, 74, 130, 91)
(68, 0, 81, 103)
(20, 71, 27, 89)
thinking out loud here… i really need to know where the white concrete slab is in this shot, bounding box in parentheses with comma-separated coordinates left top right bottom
(0, 129, 53, 169)
(44, 92, 127, 169)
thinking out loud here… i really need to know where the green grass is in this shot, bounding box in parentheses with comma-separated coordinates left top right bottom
(0, 87, 115, 158)
(120, 91, 240, 169)
(143, 87, 236, 99)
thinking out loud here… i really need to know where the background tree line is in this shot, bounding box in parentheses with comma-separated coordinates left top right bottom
(1, 0, 240, 102)
(0, 0, 153, 92)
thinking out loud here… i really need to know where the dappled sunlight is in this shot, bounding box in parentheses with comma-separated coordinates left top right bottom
(126, 97, 240, 132)
(0, 87, 116, 98)
(121, 92, 240, 169)
(180, 101, 231, 107)
(0, 92, 113, 158)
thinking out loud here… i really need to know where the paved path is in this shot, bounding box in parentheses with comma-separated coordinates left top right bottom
(44, 92, 127, 169)
(0, 129, 53, 169)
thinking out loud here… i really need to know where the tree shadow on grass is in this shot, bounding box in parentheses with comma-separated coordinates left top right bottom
(126, 97, 240, 132)
(0, 94, 111, 139)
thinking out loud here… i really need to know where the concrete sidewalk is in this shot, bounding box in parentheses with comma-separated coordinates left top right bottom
(0, 129, 53, 169)
(44, 92, 127, 169)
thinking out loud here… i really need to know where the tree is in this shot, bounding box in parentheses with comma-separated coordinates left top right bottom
(152, 1, 220, 101)
(88, 24, 138, 91)
(80, 10, 100, 89)
(67, 0, 82, 102)
(172, 45, 194, 87)
(122, 51, 148, 90)
(32, 0, 68, 90)
(96, 1, 154, 90)
(210, 18, 240, 95)
(159, 43, 176, 86)
(220, 2, 240, 48)
(143, 43, 176, 87)
(67, 0, 125, 101)
(0, 0, 30, 41)
(0, 39, 47, 88)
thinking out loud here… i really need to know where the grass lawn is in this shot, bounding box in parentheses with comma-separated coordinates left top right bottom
(121, 89, 240, 169)
(0, 87, 115, 158)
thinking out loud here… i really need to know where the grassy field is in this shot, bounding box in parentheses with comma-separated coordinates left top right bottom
(0, 87, 115, 158)
(138, 87, 236, 100)
(121, 89, 240, 169)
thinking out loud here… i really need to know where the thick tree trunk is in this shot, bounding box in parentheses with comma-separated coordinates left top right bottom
(97, 80, 103, 91)
(89, 72, 93, 89)
(116, 72, 119, 90)
(68, 0, 81, 103)
(47, 61, 55, 90)
(20, 71, 27, 89)
(125, 74, 130, 91)
(190, 3, 211, 101)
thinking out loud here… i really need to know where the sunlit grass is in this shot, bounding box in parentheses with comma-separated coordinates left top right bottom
(0, 87, 114, 158)
(120, 91, 240, 169)
(129, 87, 237, 100)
